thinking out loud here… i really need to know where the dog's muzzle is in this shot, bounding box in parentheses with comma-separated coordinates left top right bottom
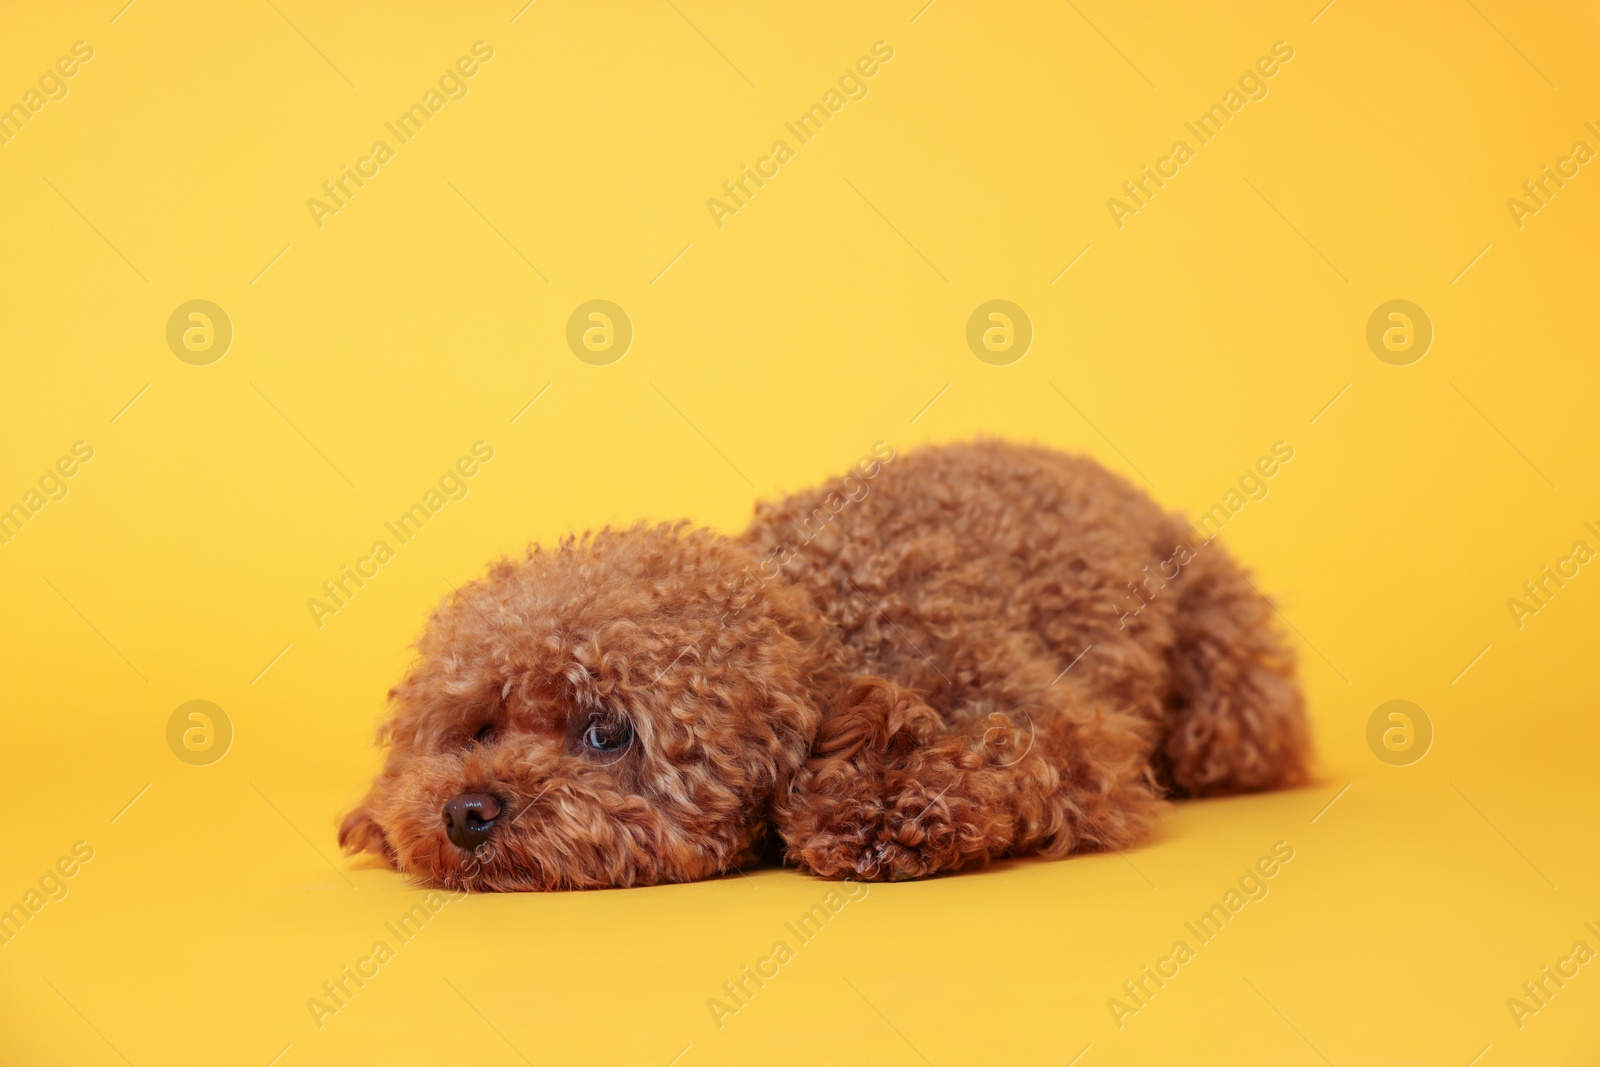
(442, 792, 502, 851)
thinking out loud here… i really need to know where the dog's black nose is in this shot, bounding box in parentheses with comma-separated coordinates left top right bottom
(442, 793, 502, 851)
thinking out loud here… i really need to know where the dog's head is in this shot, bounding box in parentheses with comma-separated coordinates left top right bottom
(339, 523, 827, 890)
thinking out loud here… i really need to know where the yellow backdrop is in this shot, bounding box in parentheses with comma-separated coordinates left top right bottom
(2, 1, 1597, 1064)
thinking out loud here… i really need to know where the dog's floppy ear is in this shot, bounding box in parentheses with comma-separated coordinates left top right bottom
(338, 799, 395, 866)
(339, 687, 422, 867)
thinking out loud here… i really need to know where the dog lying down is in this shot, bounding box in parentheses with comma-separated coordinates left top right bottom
(341, 440, 1311, 890)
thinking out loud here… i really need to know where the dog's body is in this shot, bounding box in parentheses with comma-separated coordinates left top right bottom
(342, 440, 1310, 889)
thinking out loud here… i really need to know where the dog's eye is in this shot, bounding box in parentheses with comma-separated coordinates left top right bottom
(582, 717, 632, 753)
(474, 723, 498, 745)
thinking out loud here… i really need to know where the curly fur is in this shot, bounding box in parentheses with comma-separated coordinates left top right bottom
(341, 440, 1311, 889)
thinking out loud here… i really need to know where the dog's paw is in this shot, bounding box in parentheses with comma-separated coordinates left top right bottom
(853, 805, 962, 882)
(787, 832, 940, 883)
(776, 676, 1034, 881)
(785, 744, 1004, 882)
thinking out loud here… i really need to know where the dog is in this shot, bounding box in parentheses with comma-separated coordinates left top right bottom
(340, 439, 1311, 890)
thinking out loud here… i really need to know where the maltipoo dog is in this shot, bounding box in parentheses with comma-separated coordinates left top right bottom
(341, 440, 1310, 890)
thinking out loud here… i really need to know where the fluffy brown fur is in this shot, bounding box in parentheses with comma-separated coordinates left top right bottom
(341, 440, 1311, 889)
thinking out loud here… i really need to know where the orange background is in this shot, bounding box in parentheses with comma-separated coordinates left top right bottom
(1, 1, 1597, 1064)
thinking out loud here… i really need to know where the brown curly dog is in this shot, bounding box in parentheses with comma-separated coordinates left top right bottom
(340, 439, 1311, 890)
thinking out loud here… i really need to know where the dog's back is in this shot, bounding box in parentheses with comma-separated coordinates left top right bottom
(743, 438, 1309, 796)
